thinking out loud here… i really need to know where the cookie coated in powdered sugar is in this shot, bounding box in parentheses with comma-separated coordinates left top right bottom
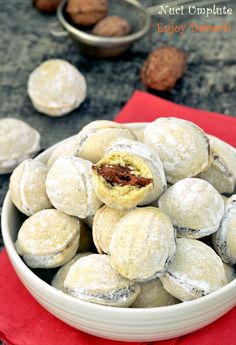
(64, 254, 140, 307)
(158, 178, 224, 238)
(105, 138, 167, 204)
(144, 117, 210, 184)
(10, 159, 52, 216)
(46, 156, 102, 218)
(15, 209, 80, 256)
(160, 238, 227, 301)
(52, 252, 92, 292)
(212, 195, 236, 265)
(131, 278, 179, 308)
(105, 138, 166, 184)
(28, 59, 87, 116)
(22, 233, 80, 269)
(47, 136, 78, 168)
(110, 207, 176, 282)
(74, 120, 136, 163)
(92, 205, 129, 254)
(0, 118, 40, 174)
(92, 151, 158, 210)
(199, 135, 236, 194)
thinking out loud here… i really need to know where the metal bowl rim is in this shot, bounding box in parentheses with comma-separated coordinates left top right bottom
(57, 0, 151, 45)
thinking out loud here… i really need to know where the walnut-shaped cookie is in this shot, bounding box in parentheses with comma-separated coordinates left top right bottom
(0, 118, 40, 174)
(159, 178, 224, 239)
(131, 278, 179, 308)
(160, 238, 227, 301)
(64, 254, 140, 307)
(92, 146, 166, 210)
(105, 138, 167, 205)
(74, 120, 136, 163)
(144, 117, 210, 184)
(199, 135, 236, 194)
(10, 159, 52, 216)
(110, 207, 176, 282)
(51, 252, 92, 292)
(46, 156, 102, 218)
(212, 195, 236, 265)
(92, 205, 128, 254)
(28, 59, 87, 117)
(15, 209, 80, 268)
(47, 137, 77, 168)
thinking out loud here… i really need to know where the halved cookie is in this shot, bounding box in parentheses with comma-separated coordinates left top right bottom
(105, 138, 167, 205)
(92, 151, 165, 210)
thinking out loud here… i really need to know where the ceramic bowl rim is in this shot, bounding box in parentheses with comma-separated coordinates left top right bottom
(2, 122, 236, 316)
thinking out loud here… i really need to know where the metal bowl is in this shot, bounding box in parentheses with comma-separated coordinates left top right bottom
(55, 0, 151, 58)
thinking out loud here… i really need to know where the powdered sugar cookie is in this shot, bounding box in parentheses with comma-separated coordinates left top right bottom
(47, 137, 77, 168)
(28, 59, 86, 117)
(51, 252, 92, 292)
(144, 117, 210, 184)
(110, 207, 176, 281)
(0, 118, 40, 174)
(15, 209, 80, 268)
(10, 159, 52, 216)
(199, 135, 236, 194)
(46, 156, 102, 218)
(159, 178, 224, 239)
(105, 138, 167, 204)
(64, 254, 140, 307)
(131, 278, 179, 308)
(92, 205, 128, 254)
(160, 238, 227, 301)
(212, 195, 236, 265)
(74, 120, 136, 163)
(92, 150, 165, 210)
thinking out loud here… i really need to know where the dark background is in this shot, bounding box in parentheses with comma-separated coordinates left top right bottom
(1, 0, 236, 252)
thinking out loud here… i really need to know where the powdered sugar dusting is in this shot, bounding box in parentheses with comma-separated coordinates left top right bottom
(28, 59, 86, 111)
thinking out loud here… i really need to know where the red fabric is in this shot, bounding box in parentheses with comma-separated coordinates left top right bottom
(0, 90, 236, 345)
(115, 90, 236, 147)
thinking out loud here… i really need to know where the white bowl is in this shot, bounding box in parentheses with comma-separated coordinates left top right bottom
(2, 123, 236, 342)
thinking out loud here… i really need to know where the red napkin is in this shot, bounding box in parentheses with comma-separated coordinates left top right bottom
(1, 90, 236, 345)
(116, 90, 236, 147)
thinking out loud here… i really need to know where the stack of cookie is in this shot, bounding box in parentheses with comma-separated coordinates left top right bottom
(10, 117, 236, 307)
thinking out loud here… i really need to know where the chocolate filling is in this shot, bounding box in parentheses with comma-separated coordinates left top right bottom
(92, 164, 152, 188)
